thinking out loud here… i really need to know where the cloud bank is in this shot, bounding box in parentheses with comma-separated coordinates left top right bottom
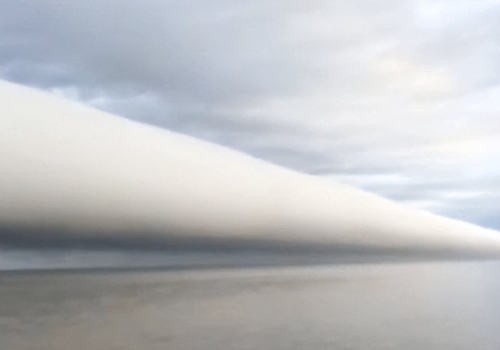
(1, 80, 500, 259)
(1, 1, 500, 231)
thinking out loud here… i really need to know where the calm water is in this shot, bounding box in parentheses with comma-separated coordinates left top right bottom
(1, 261, 500, 350)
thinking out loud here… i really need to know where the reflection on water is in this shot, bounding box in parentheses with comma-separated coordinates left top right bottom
(1, 261, 500, 350)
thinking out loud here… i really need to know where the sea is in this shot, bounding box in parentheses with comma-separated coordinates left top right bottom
(1, 261, 500, 350)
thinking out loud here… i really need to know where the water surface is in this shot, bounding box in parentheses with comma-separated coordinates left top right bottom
(1, 261, 500, 349)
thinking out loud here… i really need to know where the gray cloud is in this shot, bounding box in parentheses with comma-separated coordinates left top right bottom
(1, 0, 500, 230)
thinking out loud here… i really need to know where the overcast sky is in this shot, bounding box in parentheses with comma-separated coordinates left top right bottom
(1, 0, 500, 230)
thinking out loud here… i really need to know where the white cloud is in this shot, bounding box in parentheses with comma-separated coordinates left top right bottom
(0, 0, 499, 230)
(1, 80, 500, 257)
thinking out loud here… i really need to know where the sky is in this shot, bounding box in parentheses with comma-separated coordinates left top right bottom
(1, 0, 500, 230)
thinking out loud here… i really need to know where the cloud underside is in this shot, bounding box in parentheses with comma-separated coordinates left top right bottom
(0, 0, 500, 231)
(1, 80, 500, 261)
